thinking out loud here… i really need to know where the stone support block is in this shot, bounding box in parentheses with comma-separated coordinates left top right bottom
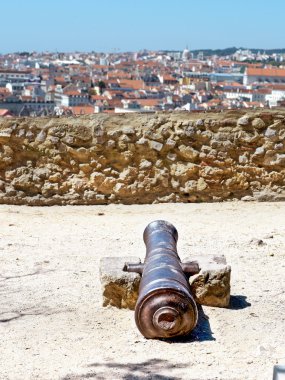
(100, 254, 231, 309)
(99, 256, 141, 309)
(183, 255, 231, 308)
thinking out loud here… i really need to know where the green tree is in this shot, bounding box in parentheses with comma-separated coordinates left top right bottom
(96, 80, 106, 95)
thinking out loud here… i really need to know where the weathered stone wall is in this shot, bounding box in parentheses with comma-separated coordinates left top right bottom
(0, 110, 285, 205)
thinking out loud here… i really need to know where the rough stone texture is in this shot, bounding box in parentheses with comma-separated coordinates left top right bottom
(185, 255, 231, 307)
(0, 110, 285, 205)
(100, 254, 230, 308)
(99, 256, 141, 309)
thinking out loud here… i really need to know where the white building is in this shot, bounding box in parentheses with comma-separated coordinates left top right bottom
(182, 47, 191, 62)
(0, 69, 32, 84)
(244, 68, 285, 85)
(224, 90, 268, 103)
(6, 82, 25, 95)
(265, 89, 285, 107)
(57, 91, 90, 107)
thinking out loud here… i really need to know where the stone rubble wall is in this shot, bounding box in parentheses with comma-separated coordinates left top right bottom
(0, 110, 285, 205)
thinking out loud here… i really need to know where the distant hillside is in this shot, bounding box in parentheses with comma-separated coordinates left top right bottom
(191, 47, 285, 57)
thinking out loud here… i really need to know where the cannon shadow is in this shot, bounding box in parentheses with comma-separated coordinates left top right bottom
(62, 359, 185, 380)
(167, 295, 251, 343)
(165, 304, 215, 343)
(229, 295, 251, 310)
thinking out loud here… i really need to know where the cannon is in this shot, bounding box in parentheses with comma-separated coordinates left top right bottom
(125, 220, 200, 339)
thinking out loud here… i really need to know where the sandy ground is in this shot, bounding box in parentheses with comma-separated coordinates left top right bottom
(0, 202, 285, 380)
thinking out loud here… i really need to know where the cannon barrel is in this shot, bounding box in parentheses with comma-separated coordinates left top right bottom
(126, 220, 199, 339)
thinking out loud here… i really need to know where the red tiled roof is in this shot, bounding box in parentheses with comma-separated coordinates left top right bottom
(107, 99, 123, 107)
(91, 95, 106, 101)
(136, 99, 161, 107)
(247, 68, 285, 77)
(162, 75, 178, 82)
(92, 65, 109, 69)
(118, 79, 145, 90)
(0, 109, 12, 116)
(217, 60, 233, 66)
(69, 106, 94, 115)
(107, 72, 132, 79)
(0, 88, 11, 94)
(254, 89, 272, 94)
(218, 81, 244, 87)
(64, 91, 88, 97)
(262, 83, 285, 90)
(20, 96, 33, 101)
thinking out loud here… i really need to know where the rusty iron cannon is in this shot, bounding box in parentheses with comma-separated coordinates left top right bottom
(124, 220, 200, 339)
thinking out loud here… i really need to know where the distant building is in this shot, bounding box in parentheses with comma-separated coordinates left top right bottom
(265, 88, 285, 107)
(0, 69, 33, 85)
(0, 100, 55, 116)
(244, 68, 285, 85)
(115, 99, 153, 113)
(182, 47, 190, 62)
(6, 82, 25, 95)
(57, 91, 90, 107)
(224, 89, 269, 103)
(0, 109, 13, 117)
(233, 49, 255, 62)
(158, 74, 178, 85)
(197, 51, 204, 61)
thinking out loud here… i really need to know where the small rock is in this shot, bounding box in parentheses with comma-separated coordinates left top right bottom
(178, 145, 199, 161)
(237, 116, 250, 126)
(196, 119, 204, 126)
(107, 140, 116, 148)
(139, 159, 152, 170)
(273, 154, 285, 165)
(274, 143, 283, 150)
(252, 118, 265, 129)
(239, 154, 248, 164)
(165, 138, 176, 148)
(148, 140, 163, 152)
(36, 130, 47, 143)
(0, 128, 13, 141)
(263, 234, 273, 239)
(254, 146, 265, 156)
(122, 127, 135, 135)
(249, 238, 266, 246)
(265, 128, 276, 138)
(249, 312, 258, 317)
(166, 153, 177, 161)
(136, 137, 148, 146)
(95, 194, 106, 201)
(197, 178, 208, 191)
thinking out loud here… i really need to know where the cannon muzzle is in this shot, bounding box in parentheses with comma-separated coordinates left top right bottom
(126, 220, 199, 339)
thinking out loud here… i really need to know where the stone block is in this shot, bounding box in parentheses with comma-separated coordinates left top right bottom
(183, 255, 231, 308)
(252, 118, 266, 129)
(0, 128, 13, 142)
(99, 256, 141, 309)
(237, 115, 250, 126)
(148, 140, 163, 152)
(100, 254, 231, 309)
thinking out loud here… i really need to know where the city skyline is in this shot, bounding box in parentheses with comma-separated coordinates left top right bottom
(1, 0, 285, 53)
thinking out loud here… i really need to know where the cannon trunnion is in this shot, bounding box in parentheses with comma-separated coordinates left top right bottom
(125, 220, 199, 339)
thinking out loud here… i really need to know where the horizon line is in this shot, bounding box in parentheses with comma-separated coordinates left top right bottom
(1, 46, 285, 55)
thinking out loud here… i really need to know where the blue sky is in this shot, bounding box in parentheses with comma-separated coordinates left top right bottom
(1, 0, 284, 53)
